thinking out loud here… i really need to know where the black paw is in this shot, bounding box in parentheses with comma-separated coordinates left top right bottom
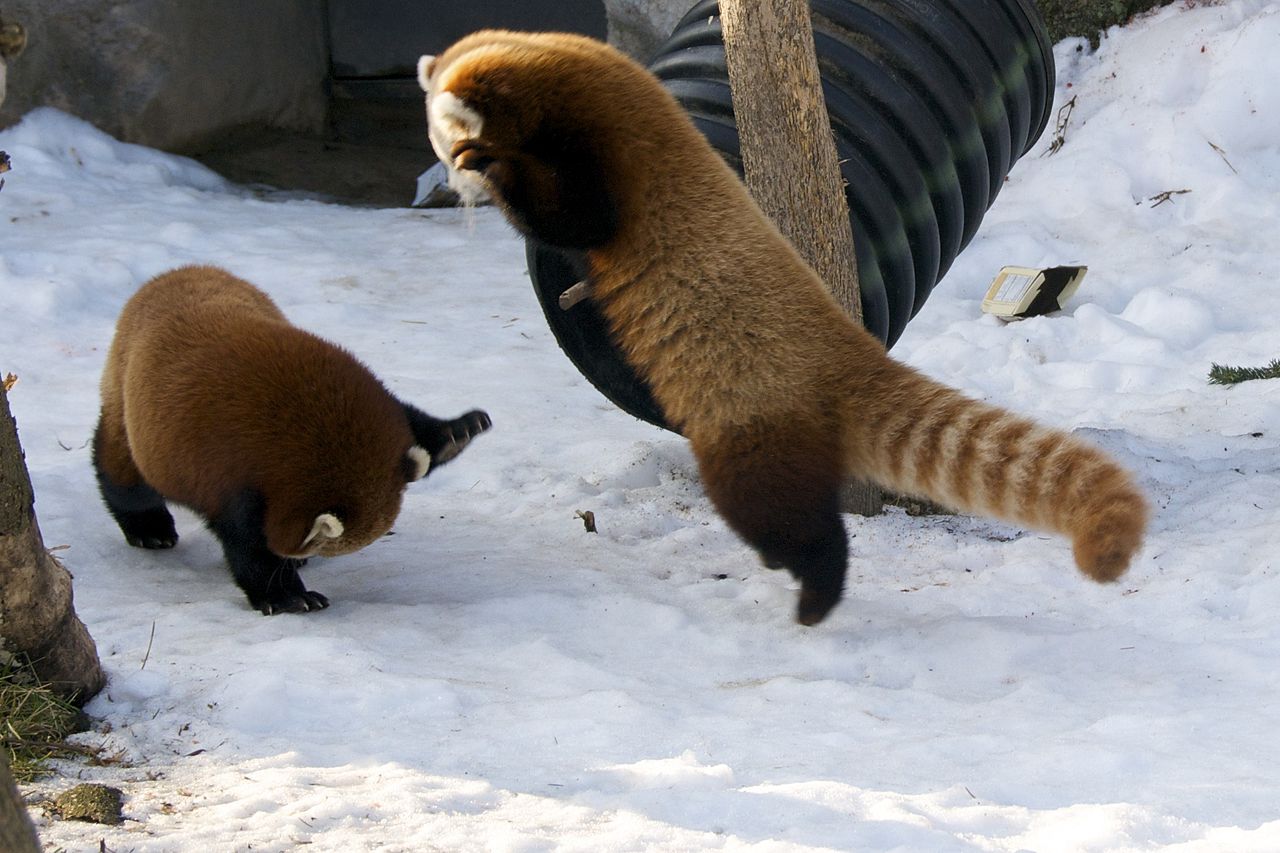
(451, 139, 497, 173)
(118, 509, 178, 550)
(432, 409, 492, 469)
(757, 527, 847, 626)
(255, 589, 330, 616)
(796, 583, 841, 627)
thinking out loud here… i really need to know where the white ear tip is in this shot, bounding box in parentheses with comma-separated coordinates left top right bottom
(302, 512, 345, 549)
(408, 446, 432, 480)
(417, 55, 436, 90)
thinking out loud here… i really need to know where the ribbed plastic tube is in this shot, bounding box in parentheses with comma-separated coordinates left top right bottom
(526, 0, 1056, 431)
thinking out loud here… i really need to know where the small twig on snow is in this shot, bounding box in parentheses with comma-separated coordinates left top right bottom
(1042, 95, 1077, 156)
(1147, 189, 1191, 207)
(1207, 140, 1238, 174)
(140, 622, 156, 670)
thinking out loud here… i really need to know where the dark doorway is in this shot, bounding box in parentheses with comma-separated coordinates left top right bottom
(326, 0, 608, 160)
(192, 1, 607, 207)
(327, 0, 607, 78)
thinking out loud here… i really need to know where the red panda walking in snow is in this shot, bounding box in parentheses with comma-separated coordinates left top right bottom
(418, 31, 1148, 625)
(93, 265, 491, 614)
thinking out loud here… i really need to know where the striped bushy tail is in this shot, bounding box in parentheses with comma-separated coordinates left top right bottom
(848, 360, 1149, 581)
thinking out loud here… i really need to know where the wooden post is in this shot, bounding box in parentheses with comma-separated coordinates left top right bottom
(0, 11, 26, 106)
(0, 12, 28, 189)
(720, 0, 882, 515)
(0, 385, 105, 706)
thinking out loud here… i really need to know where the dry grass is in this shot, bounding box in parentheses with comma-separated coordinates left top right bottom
(1, 659, 91, 782)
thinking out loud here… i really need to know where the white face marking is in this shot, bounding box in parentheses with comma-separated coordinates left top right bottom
(408, 446, 432, 480)
(300, 512, 344, 553)
(427, 91, 482, 164)
(419, 54, 490, 206)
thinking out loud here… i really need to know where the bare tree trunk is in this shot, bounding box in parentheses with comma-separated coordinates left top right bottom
(0, 10, 26, 105)
(720, 0, 882, 516)
(0, 754, 40, 853)
(0, 386, 105, 706)
(0, 11, 27, 187)
(1, 22, 59, 850)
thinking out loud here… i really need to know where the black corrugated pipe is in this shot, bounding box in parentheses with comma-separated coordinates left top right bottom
(526, 0, 1056, 432)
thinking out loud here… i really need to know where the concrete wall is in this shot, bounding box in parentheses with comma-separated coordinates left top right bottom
(0, 0, 328, 152)
(0, 0, 696, 154)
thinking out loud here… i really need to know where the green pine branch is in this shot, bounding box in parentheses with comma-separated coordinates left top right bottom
(1208, 359, 1280, 386)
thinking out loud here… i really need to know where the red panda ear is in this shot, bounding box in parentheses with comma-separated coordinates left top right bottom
(405, 446, 432, 481)
(417, 55, 437, 92)
(301, 513, 344, 551)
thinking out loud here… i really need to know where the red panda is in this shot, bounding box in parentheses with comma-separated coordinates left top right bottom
(418, 31, 1149, 625)
(93, 265, 491, 614)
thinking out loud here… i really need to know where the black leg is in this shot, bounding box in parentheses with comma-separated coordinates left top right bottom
(92, 421, 177, 549)
(452, 136, 619, 250)
(754, 514, 849, 627)
(696, 427, 850, 625)
(206, 490, 328, 615)
(402, 405, 492, 473)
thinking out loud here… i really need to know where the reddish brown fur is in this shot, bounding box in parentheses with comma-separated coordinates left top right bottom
(423, 32, 1149, 622)
(98, 265, 415, 558)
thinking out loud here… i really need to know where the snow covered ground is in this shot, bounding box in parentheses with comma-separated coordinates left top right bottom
(2, 1, 1278, 849)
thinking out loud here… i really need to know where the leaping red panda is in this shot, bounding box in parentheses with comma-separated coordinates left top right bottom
(93, 265, 491, 614)
(418, 31, 1148, 625)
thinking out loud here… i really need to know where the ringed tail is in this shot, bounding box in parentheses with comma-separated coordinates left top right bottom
(848, 361, 1149, 581)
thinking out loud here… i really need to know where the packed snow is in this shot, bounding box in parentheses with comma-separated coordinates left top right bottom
(2, 1, 1278, 849)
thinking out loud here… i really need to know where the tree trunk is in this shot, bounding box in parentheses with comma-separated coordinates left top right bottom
(720, 0, 882, 516)
(0, 11, 27, 110)
(1, 11, 26, 185)
(0, 754, 40, 853)
(0, 386, 105, 706)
